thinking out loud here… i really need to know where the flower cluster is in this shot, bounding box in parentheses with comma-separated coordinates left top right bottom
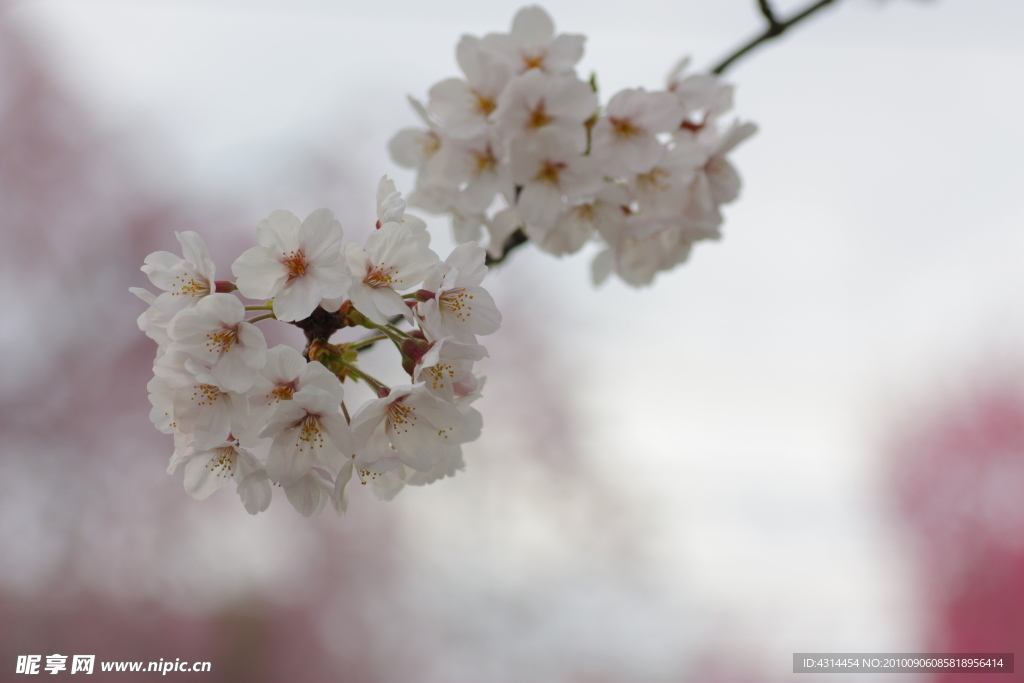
(133, 178, 500, 516)
(390, 5, 756, 286)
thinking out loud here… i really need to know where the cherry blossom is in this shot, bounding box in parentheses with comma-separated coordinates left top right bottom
(493, 70, 596, 153)
(260, 387, 353, 487)
(391, 5, 756, 287)
(428, 36, 510, 140)
(388, 97, 448, 186)
(168, 438, 269, 510)
(141, 231, 217, 316)
(345, 222, 439, 325)
(481, 5, 585, 76)
(350, 383, 465, 474)
(282, 469, 334, 517)
(591, 88, 685, 176)
(167, 293, 267, 393)
(412, 336, 487, 403)
(232, 208, 350, 322)
(248, 345, 343, 426)
(510, 130, 602, 230)
(137, 168, 502, 518)
(417, 242, 501, 341)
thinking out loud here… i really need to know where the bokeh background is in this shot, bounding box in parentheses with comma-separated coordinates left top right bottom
(1, 0, 1022, 680)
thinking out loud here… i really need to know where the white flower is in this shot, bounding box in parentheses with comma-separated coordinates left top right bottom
(493, 70, 597, 153)
(248, 345, 344, 426)
(413, 336, 487, 403)
(591, 88, 685, 176)
(167, 293, 267, 393)
(481, 5, 585, 76)
(155, 350, 250, 450)
(593, 214, 705, 287)
(260, 387, 352, 487)
(350, 383, 464, 473)
(147, 374, 178, 435)
(428, 36, 510, 139)
(402, 449, 464, 487)
(666, 57, 729, 119)
(345, 223, 439, 325)
(529, 185, 629, 257)
(388, 96, 448, 185)
(141, 231, 216, 315)
(333, 457, 407, 508)
(510, 130, 602, 230)
(168, 439, 269, 510)
(630, 138, 707, 218)
(232, 208, 350, 322)
(283, 469, 334, 517)
(130, 287, 172, 351)
(435, 131, 513, 213)
(376, 175, 429, 241)
(235, 459, 273, 515)
(417, 242, 501, 341)
(699, 120, 758, 206)
(330, 458, 356, 514)
(404, 380, 484, 487)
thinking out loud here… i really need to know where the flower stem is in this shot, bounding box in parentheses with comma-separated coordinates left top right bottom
(248, 313, 276, 323)
(337, 360, 390, 395)
(385, 324, 411, 339)
(361, 319, 410, 347)
(244, 304, 274, 311)
(348, 334, 388, 350)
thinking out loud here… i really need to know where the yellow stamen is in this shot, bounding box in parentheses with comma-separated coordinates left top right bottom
(610, 117, 642, 139)
(528, 103, 552, 130)
(281, 249, 307, 281)
(535, 160, 565, 186)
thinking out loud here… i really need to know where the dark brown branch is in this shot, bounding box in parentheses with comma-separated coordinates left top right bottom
(757, 0, 782, 29)
(711, 0, 843, 75)
(485, 228, 528, 267)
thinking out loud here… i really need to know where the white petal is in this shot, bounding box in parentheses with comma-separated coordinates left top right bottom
(232, 246, 287, 300)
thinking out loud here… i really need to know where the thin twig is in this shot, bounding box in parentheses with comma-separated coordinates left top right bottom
(757, 0, 781, 28)
(711, 0, 843, 75)
(485, 228, 529, 267)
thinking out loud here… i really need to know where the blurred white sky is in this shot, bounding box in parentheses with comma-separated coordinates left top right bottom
(7, 0, 1024, 678)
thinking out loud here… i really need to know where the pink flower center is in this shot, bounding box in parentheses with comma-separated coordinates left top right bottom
(298, 415, 325, 449)
(528, 102, 552, 130)
(473, 147, 498, 176)
(427, 363, 455, 390)
(440, 289, 474, 323)
(206, 327, 237, 354)
(270, 382, 296, 402)
(193, 384, 223, 407)
(173, 274, 209, 298)
(637, 167, 671, 193)
(281, 250, 308, 281)
(474, 91, 496, 117)
(387, 401, 417, 433)
(535, 160, 565, 186)
(207, 447, 237, 478)
(365, 263, 397, 288)
(610, 117, 642, 139)
(522, 50, 547, 71)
